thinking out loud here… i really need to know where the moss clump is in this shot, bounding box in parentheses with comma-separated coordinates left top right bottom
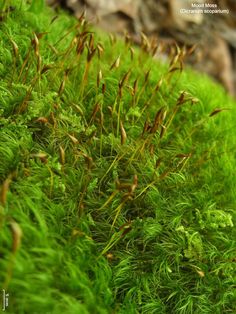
(0, 1, 235, 313)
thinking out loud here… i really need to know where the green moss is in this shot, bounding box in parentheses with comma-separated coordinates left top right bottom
(0, 1, 235, 313)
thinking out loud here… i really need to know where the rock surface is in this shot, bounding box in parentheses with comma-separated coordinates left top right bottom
(48, 0, 236, 95)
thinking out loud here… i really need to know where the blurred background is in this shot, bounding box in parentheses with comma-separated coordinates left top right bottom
(47, 0, 236, 96)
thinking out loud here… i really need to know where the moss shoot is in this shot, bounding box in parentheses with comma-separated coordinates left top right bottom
(0, 1, 235, 313)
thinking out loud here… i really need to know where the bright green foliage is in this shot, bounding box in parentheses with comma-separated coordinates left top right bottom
(28, 0, 45, 14)
(0, 1, 235, 313)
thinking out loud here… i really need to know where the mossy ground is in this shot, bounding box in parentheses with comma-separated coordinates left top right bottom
(0, 1, 235, 313)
